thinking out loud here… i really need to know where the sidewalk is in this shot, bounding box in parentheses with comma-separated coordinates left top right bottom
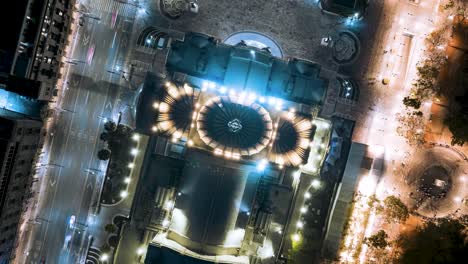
(86, 135, 148, 259)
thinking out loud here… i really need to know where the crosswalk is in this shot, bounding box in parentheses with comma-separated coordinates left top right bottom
(87, 0, 137, 18)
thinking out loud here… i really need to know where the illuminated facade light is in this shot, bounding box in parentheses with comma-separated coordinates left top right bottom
(304, 192, 311, 199)
(257, 159, 268, 172)
(293, 170, 301, 180)
(292, 233, 301, 242)
(311, 179, 321, 189)
(124, 177, 131, 183)
(165, 200, 174, 210)
(300, 207, 307, 213)
(128, 163, 134, 169)
(100, 254, 109, 261)
(132, 134, 140, 141)
(151, 126, 158, 132)
(296, 221, 304, 228)
(214, 148, 223, 156)
(153, 102, 159, 109)
(268, 97, 276, 105)
(130, 148, 138, 156)
(188, 140, 194, 146)
(120, 191, 128, 198)
(137, 247, 146, 255)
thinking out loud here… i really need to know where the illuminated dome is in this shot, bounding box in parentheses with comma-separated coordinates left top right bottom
(270, 117, 314, 166)
(197, 96, 273, 157)
(157, 83, 195, 136)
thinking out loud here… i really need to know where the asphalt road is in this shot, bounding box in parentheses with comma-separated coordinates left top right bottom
(17, 0, 141, 263)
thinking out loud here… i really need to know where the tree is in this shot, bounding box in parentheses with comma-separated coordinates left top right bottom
(104, 121, 117, 132)
(365, 230, 389, 249)
(97, 149, 111, 160)
(445, 113, 468, 146)
(382, 196, 409, 223)
(396, 112, 425, 146)
(396, 218, 468, 263)
(104, 223, 117, 234)
(403, 97, 421, 109)
(100, 132, 110, 141)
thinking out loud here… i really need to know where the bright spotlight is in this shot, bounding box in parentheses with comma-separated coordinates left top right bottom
(268, 97, 276, 105)
(137, 246, 146, 255)
(257, 159, 268, 172)
(292, 233, 301, 242)
(165, 200, 174, 210)
(100, 254, 109, 261)
(311, 179, 321, 189)
(250, 50, 255, 55)
(128, 163, 134, 169)
(296, 221, 304, 228)
(130, 148, 138, 156)
(304, 192, 311, 199)
(293, 171, 301, 180)
(146, 38, 151, 44)
(132, 134, 140, 141)
(300, 207, 307, 213)
(124, 177, 131, 183)
(120, 191, 128, 198)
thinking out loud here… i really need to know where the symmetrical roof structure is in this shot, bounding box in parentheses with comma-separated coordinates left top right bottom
(153, 81, 316, 167)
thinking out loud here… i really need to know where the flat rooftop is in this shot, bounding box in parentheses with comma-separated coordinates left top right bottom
(167, 150, 259, 255)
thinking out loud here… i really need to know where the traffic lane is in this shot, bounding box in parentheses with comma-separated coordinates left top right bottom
(43, 79, 117, 261)
(37, 86, 99, 261)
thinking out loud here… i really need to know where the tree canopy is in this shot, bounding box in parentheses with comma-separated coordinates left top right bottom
(403, 97, 421, 109)
(365, 230, 389, 249)
(382, 196, 409, 223)
(396, 218, 468, 264)
(97, 149, 111, 160)
(445, 113, 468, 146)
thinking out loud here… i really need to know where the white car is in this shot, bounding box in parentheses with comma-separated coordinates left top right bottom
(69, 215, 76, 228)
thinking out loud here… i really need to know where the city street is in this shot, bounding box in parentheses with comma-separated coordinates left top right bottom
(15, 0, 145, 263)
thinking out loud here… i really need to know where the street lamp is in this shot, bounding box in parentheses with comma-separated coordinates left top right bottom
(137, 246, 146, 255)
(100, 254, 109, 261)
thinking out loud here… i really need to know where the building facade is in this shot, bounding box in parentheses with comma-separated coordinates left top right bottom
(0, 115, 42, 263)
(7, 0, 74, 100)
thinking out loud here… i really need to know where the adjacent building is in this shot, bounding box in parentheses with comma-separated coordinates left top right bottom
(0, 112, 42, 263)
(1, 0, 74, 101)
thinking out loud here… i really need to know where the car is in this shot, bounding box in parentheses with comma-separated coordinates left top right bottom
(69, 215, 76, 228)
(63, 234, 72, 250)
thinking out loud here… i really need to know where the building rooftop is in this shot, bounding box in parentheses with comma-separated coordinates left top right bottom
(167, 150, 258, 255)
(166, 32, 327, 105)
(320, 0, 368, 17)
